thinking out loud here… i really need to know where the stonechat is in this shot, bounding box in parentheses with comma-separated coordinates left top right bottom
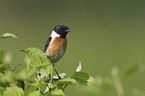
(43, 25, 71, 79)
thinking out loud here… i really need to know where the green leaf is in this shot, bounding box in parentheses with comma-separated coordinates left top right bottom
(3, 53, 12, 65)
(57, 77, 76, 85)
(79, 77, 111, 96)
(0, 52, 11, 72)
(76, 61, 82, 72)
(53, 73, 69, 79)
(21, 47, 51, 66)
(16, 68, 36, 80)
(50, 89, 64, 96)
(72, 72, 95, 87)
(16, 69, 28, 80)
(0, 33, 17, 40)
(3, 86, 24, 96)
(21, 47, 52, 74)
(0, 71, 14, 82)
(0, 64, 11, 72)
(28, 91, 40, 96)
(24, 82, 39, 95)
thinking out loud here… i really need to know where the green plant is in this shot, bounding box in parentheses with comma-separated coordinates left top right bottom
(0, 33, 145, 96)
(77, 65, 145, 96)
(0, 33, 95, 96)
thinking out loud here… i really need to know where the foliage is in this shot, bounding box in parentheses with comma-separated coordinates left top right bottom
(0, 33, 95, 96)
(0, 33, 17, 40)
(77, 65, 145, 96)
(0, 33, 145, 96)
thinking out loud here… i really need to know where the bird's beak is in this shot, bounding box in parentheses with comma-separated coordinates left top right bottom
(66, 30, 72, 32)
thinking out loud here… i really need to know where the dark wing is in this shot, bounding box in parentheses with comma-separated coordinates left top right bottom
(43, 37, 52, 53)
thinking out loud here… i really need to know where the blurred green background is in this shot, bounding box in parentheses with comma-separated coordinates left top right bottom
(0, 0, 145, 95)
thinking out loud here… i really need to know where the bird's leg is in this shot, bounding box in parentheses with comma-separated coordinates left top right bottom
(55, 69, 61, 79)
(52, 64, 61, 80)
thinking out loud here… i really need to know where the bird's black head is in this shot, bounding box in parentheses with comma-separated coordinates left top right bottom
(53, 25, 71, 38)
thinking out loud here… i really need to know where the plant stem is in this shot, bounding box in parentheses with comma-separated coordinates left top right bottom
(24, 80, 28, 96)
(111, 67, 124, 96)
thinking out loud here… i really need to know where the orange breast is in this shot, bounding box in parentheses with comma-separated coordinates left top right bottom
(45, 37, 67, 63)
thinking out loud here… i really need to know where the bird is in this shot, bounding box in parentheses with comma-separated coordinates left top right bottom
(43, 25, 71, 80)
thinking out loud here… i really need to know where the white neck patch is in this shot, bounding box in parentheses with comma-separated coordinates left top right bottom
(50, 30, 60, 40)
